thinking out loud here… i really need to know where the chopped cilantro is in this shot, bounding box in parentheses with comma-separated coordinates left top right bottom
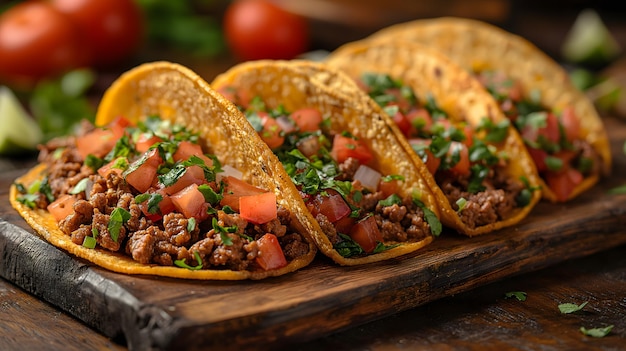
(381, 174, 405, 182)
(82, 235, 97, 249)
(545, 156, 564, 172)
(477, 117, 510, 143)
(608, 185, 626, 194)
(109, 207, 131, 243)
(135, 193, 163, 214)
(504, 291, 527, 301)
(212, 217, 236, 246)
(69, 178, 89, 195)
(413, 198, 442, 237)
(174, 251, 203, 270)
(85, 154, 105, 172)
(558, 301, 588, 314)
(378, 194, 402, 207)
(39, 177, 54, 203)
(187, 217, 196, 232)
(17, 194, 39, 209)
(334, 233, 364, 257)
(580, 325, 613, 338)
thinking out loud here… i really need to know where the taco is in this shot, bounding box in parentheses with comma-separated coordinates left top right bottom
(325, 39, 542, 236)
(211, 60, 442, 265)
(367, 17, 612, 202)
(10, 61, 318, 280)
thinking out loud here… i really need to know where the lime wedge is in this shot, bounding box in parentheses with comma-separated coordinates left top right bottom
(0, 86, 43, 156)
(561, 9, 621, 65)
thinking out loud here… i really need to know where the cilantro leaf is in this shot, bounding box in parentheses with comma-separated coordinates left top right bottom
(212, 217, 236, 246)
(334, 233, 364, 257)
(504, 291, 527, 301)
(413, 198, 442, 237)
(558, 301, 588, 314)
(108, 207, 131, 243)
(174, 251, 203, 270)
(580, 325, 613, 338)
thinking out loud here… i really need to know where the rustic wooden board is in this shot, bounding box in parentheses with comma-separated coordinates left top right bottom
(1, 118, 626, 351)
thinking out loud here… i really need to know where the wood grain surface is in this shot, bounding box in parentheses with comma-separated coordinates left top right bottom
(1, 117, 626, 351)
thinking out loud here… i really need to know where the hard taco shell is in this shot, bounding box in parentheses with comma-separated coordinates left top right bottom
(367, 17, 612, 202)
(10, 61, 317, 280)
(325, 39, 542, 236)
(212, 60, 440, 265)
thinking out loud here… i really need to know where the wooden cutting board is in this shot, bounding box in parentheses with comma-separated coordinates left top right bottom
(2, 117, 626, 351)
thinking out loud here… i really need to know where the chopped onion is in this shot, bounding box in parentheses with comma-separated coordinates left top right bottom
(275, 115, 296, 134)
(353, 165, 382, 192)
(296, 135, 320, 158)
(217, 165, 243, 181)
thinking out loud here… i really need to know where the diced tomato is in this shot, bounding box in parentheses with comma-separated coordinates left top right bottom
(257, 112, 284, 149)
(546, 166, 584, 202)
(138, 188, 175, 222)
(390, 107, 414, 137)
(526, 147, 548, 173)
(162, 165, 206, 195)
(172, 140, 213, 166)
(409, 139, 441, 175)
(47, 194, 77, 222)
(308, 189, 351, 223)
(476, 71, 523, 103)
(220, 176, 266, 211)
(521, 112, 560, 145)
(462, 124, 474, 148)
(239, 192, 277, 224)
(107, 115, 133, 139)
(446, 141, 471, 177)
(125, 149, 162, 193)
(406, 107, 432, 134)
(217, 86, 252, 108)
(291, 107, 323, 132)
(378, 178, 402, 198)
(170, 184, 210, 221)
(255, 233, 287, 270)
(98, 157, 126, 179)
(76, 128, 118, 160)
(384, 88, 412, 111)
(331, 134, 373, 165)
(135, 133, 162, 153)
(348, 215, 383, 253)
(559, 106, 581, 142)
(334, 216, 356, 234)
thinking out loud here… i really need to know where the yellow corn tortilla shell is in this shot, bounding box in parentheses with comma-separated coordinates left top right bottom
(10, 61, 317, 280)
(368, 17, 612, 202)
(325, 39, 542, 236)
(212, 60, 439, 265)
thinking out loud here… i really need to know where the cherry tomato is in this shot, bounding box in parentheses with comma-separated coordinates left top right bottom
(0, 1, 87, 88)
(50, 0, 144, 67)
(223, 0, 309, 61)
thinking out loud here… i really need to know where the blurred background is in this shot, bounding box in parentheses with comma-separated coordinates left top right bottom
(1, 0, 625, 155)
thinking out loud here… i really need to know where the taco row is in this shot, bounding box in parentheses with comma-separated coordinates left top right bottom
(10, 18, 610, 279)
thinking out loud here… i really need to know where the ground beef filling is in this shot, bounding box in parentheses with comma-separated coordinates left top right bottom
(36, 139, 309, 271)
(438, 166, 523, 229)
(310, 157, 431, 248)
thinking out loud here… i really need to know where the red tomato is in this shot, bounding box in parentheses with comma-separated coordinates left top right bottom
(546, 167, 583, 202)
(223, 0, 309, 61)
(172, 141, 213, 166)
(76, 128, 118, 160)
(217, 86, 253, 108)
(390, 108, 414, 137)
(0, 1, 87, 88)
(170, 184, 209, 221)
(308, 189, 351, 223)
(125, 148, 162, 193)
(135, 134, 162, 154)
(378, 178, 402, 199)
(349, 215, 383, 253)
(162, 165, 206, 196)
(106, 115, 133, 139)
(255, 233, 287, 270)
(331, 134, 373, 165)
(334, 216, 356, 234)
(409, 139, 441, 175)
(50, 0, 143, 67)
(138, 188, 175, 222)
(446, 142, 471, 177)
(98, 157, 126, 179)
(220, 176, 266, 211)
(559, 107, 581, 142)
(239, 192, 277, 224)
(291, 108, 323, 132)
(47, 194, 77, 222)
(521, 112, 560, 145)
(257, 112, 285, 149)
(526, 147, 548, 173)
